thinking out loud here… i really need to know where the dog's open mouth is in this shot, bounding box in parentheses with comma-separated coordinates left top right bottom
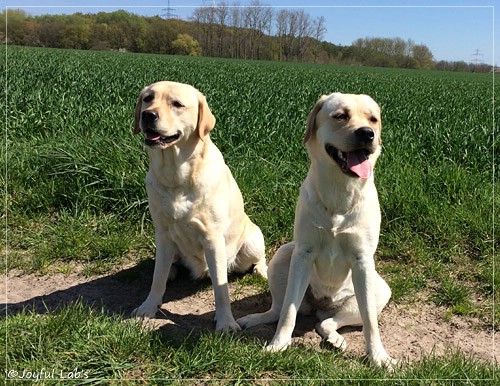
(325, 144, 373, 179)
(144, 129, 181, 148)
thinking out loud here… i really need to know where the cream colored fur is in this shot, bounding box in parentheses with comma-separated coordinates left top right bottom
(237, 93, 396, 368)
(132, 81, 267, 332)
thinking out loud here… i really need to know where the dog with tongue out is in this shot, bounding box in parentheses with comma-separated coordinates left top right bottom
(305, 92, 381, 181)
(237, 92, 397, 369)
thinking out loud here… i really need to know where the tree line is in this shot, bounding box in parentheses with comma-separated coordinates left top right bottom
(190, 4, 327, 62)
(1, 6, 492, 72)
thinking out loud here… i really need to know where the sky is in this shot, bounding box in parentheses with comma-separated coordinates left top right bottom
(3, 0, 498, 65)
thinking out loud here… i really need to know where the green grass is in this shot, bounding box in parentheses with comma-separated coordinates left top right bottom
(6, 211, 152, 275)
(2, 46, 498, 381)
(3, 303, 497, 384)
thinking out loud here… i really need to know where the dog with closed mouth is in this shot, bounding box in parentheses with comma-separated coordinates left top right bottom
(237, 92, 397, 368)
(132, 81, 268, 332)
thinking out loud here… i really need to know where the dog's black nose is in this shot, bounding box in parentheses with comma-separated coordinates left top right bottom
(355, 127, 375, 143)
(141, 110, 159, 127)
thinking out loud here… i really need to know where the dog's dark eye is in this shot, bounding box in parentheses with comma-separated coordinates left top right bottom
(333, 113, 348, 121)
(172, 101, 184, 108)
(369, 116, 378, 123)
(143, 95, 154, 103)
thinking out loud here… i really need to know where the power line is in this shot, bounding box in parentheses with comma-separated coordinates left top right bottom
(470, 49, 484, 65)
(162, 0, 178, 19)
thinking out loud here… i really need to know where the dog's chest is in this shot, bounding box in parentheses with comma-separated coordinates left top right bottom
(146, 175, 196, 221)
(147, 182, 205, 256)
(309, 200, 360, 235)
(314, 235, 348, 266)
(162, 191, 194, 220)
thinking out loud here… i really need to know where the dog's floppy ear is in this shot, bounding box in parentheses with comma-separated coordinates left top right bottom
(376, 105, 383, 146)
(197, 92, 216, 140)
(304, 94, 328, 144)
(133, 93, 143, 135)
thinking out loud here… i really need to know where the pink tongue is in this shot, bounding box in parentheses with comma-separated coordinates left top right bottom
(146, 131, 161, 141)
(346, 150, 372, 179)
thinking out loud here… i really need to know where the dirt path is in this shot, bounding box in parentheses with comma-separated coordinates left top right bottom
(2, 262, 497, 365)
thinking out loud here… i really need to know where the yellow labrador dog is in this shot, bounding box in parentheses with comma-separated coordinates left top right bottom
(132, 81, 267, 332)
(237, 93, 396, 368)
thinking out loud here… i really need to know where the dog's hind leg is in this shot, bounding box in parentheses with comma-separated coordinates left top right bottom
(316, 273, 391, 351)
(315, 296, 361, 351)
(234, 221, 268, 279)
(237, 242, 295, 328)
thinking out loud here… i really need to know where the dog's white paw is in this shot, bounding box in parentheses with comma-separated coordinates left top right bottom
(236, 315, 252, 329)
(369, 351, 398, 371)
(236, 314, 265, 329)
(237, 310, 280, 329)
(215, 318, 241, 333)
(265, 338, 291, 352)
(215, 310, 241, 333)
(316, 321, 347, 351)
(132, 301, 160, 318)
(325, 334, 347, 351)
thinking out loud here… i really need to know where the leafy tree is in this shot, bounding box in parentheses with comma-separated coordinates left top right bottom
(2, 9, 36, 45)
(412, 44, 435, 69)
(171, 33, 202, 56)
(143, 18, 177, 54)
(4, 7, 492, 72)
(60, 14, 92, 49)
(93, 10, 147, 51)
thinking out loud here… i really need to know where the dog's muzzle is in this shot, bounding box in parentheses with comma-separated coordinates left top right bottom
(325, 127, 376, 179)
(141, 110, 159, 129)
(140, 110, 181, 148)
(355, 127, 375, 144)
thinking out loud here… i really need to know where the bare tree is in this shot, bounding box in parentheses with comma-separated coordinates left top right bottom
(255, 2, 273, 59)
(276, 9, 322, 61)
(228, 2, 243, 58)
(313, 16, 326, 40)
(241, 0, 271, 60)
(191, 3, 326, 62)
(191, 6, 216, 56)
(275, 9, 287, 61)
(276, 9, 299, 61)
(296, 10, 314, 61)
(214, 2, 229, 57)
(310, 16, 327, 62)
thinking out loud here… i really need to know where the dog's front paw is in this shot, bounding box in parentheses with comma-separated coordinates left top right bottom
(216, 318, 241, 333)
(215, 311, 241, 333)
(265, 338, 291, 352)
(132, 301, 160, 318)
(369, 351, 398, 371)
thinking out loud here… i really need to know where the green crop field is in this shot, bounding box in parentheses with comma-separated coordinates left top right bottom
(3, 46, 498, 383)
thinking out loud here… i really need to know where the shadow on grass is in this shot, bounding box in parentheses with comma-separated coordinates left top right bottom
(2, 261, 324, 343)
(3, 259, 156, 317)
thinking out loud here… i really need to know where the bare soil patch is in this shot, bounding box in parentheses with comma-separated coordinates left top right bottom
(2, 261, 497, 364)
